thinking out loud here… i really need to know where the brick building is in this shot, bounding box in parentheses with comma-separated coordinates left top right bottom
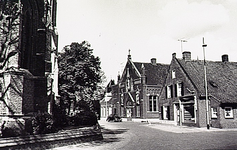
(159, 52, 237, 128)
(108, 52, 169, 119)
(0, 0, 58, 133)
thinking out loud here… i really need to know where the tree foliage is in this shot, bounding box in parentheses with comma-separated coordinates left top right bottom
(58, 41, 104, 114)
(0, 0, 21, 70)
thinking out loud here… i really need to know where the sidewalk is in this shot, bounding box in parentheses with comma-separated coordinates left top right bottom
(100, 117, 237, 133)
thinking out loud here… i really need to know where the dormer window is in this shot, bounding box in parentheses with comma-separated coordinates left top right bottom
(172, 70, 176, 79)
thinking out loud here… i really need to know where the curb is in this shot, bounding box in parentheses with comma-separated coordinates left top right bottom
(0, 127, 103, 149)
(100, 118, 237, 133)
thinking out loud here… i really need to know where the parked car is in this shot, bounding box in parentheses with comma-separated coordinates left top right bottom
(106, 114, 122, 122)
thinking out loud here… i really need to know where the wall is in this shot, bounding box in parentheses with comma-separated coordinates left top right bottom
(159, 57, 197, 122)
(197, 100, 207, 127)
(22, 77, 34, 114)
(210, 98, 221, 128)
(219, 104, 237, 128)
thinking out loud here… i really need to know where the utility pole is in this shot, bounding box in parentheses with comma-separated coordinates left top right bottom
(202, 37, 210, 130)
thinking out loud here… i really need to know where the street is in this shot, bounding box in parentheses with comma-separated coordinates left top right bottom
(52, 119, 237, 150)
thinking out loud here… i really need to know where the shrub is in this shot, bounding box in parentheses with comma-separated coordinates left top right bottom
(70, 111, 98, 126)
(53, 104, 68, 128)
(32, 112, 56, 134)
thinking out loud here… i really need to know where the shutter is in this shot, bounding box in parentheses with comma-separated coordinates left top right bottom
(167, 106, 170, 120)
(171, 85, 173, 98)
(161, 106, 164, 120)
(174, 84, 177, 97)
(181, 82, 184, 96)
(165, 86, 167, 99)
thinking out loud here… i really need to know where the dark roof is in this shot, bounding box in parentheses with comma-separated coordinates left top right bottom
(176, 58, 237, 103)
(106, 79, 115, 93)
(134, 62, 169, 85)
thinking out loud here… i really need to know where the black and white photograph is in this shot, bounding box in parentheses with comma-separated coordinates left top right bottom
(0, 0, 237, 149)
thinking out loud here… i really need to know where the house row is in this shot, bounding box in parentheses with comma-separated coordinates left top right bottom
(101, 51, 237, 128)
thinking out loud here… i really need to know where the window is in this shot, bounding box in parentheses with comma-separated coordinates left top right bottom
(224, 107, 233, 118)
(153, 96, 157, 111)
(211, 108, 217, 118)
(126, 78, 130, 91)
(148, 95, 158, 112)
(166, 85, 173, 98)
(120, 93, 124, 105)
(149, 96, 152, 111)
(174, 82, 183, 97)
(172, 70, 176, 79)
(121, 107, 124, 117)
(163, 106, 169, 120)
(177, 83, 183, 97)
(136, 106, 140, 117)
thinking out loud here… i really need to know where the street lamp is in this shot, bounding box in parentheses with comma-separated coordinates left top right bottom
(202, 37, 210, 130)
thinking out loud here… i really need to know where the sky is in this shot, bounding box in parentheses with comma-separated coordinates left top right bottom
(57, 0, 237, 85)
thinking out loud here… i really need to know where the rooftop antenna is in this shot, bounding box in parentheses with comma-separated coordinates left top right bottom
(202, 37, 210, 130)
(178, 39, 187, 53)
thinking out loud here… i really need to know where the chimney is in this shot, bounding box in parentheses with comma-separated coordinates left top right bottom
(172, 53, 176, 58)
(151, 58, 157, 65)
(182, 51, 191, 61)
(222, 54, 229, 62)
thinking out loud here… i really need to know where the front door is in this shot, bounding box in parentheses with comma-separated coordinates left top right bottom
(183, 104, 194, 123)
(174, 102, 195, 126)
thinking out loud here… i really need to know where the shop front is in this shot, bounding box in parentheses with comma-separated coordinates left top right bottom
(174, 95, 197, 126)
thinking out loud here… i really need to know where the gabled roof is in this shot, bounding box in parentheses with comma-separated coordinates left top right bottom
(176, 58, 237, 103)
(134, 62, 169, 85)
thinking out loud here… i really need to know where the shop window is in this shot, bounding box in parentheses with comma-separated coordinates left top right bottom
(211, 108, 217, 118)
(224, 107, 233, 118)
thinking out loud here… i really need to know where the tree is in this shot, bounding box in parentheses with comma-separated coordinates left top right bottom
(58, 41, 104, 115)
(0, 0, 21, 70)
